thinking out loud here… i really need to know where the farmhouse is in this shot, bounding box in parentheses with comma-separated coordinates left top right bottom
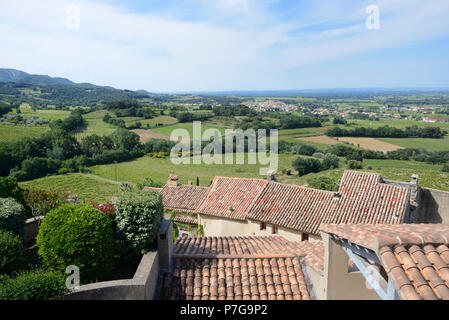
(144, 173, 208, 236)
(422, 116, 449, 123)
(65, 218, 449, 300)
(149, 170, 418, 242)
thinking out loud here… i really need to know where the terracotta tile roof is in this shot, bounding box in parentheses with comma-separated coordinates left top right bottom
(142, 187, 162, 192)
(160, 236, 318, 300)
(319, 223, 449, 250)
(171, 213, 198, 225)
(320, 223, 449, 300)
(380, 244, 449, 300)
(159, 185, 208, 212)
(247, 183, 335, 234)
(247, 170, 410, 235)
(196, 177, 268, 220)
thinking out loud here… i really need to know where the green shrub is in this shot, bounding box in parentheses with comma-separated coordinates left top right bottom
(292, 157, 322, 176)
(0, 198, 27, 238)
(306, 176, 339, 192)
(348, 160, 363, 170)
(442, 162, 449, 173)
(0, 177, 25, 207)
(115, 190, 163, 254)
(0, 269, 67, 300)
(293, 144, 318, 156)
(321, 154, 340, 170)
(0, 230, 25, 275)
(36, 203, 115, 283)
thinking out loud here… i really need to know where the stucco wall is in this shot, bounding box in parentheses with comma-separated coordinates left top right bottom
(199, 215, 322, 241)
(321, 233, 380, 300)
(199, 214, 248, 236)
(305, 266, 324, 300)
(414, 187, 449, 223)
(24, 216, 44, 244)
(246, 220, 320, 243)
(64, 250, 160, 300)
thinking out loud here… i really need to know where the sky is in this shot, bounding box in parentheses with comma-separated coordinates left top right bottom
(0, 0, 449, 92)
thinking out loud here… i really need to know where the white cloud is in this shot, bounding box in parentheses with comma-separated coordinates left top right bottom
(0, 0, 448, 91)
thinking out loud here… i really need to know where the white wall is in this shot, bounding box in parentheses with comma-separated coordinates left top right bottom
(199, 214, 248, 236)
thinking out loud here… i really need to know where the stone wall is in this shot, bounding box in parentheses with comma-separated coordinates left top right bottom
(63, 250, 160, 300)
(414, 187, 449, 223)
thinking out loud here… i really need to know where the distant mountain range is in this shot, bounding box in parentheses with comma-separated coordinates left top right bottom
(0, 68, 115, 89)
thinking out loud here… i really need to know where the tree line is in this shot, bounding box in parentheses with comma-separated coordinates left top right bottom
(326, 125, 446, 138)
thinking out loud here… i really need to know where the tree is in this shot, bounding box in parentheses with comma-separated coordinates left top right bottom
(293, 157, 322, 176)
(115, 190, 163, 254)
(306, 176, 339, 191)
(110, 128, 141, 151)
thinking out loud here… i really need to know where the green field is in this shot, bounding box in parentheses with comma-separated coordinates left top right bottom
(90, 153, 299, 186)
(0, 125, 48, 143)
(19, 154, 449, 203)
(377, 136, 449, 152)
(19, 173, 121, 203)
(151, 122, 227, 137)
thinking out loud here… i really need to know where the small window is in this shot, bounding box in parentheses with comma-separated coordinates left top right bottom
(272, 225, 278, 234)
(301, 233, 309, 242)
(260, 222, 267, 231)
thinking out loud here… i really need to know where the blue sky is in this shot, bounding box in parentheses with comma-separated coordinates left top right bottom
(1, 0, 448, 92)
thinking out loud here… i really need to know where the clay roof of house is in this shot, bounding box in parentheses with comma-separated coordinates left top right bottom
(171, 213, 198, 225)
(247, 171, 410, 235)
(147, 184, 208, 213)
(196, 177, 268, 220)
(160, 236, 323, 300)
(142, 187, 163, 192)
(320, 223, 449, 300)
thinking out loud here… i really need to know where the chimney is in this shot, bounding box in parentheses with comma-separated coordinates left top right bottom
(167, 172, 179, 187)
(411, 174, 419, 185)
(267, 170, 277, 182)
(227, 206, 235, 214)
(187, 180, 192, 186)
(157, 219, 173, 271)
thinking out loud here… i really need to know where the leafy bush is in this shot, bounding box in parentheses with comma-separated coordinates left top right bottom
(442, 162, 449, 173)
(306, 176, 339, 192)
(348, 160, 363, 170)
(0, 230, 25, 275)
(115, 190, 163, 254)
(0, 198, 27, 237)
(312, 152, 324, 159)
(292, 157, 322, 176)
(0, 269, 67, 300)
(91, 201, 116, 221)
(293, 144, 318, 156)
(137, 177, 164, 190)
(0, 177, 25, 207)
(36, 203, 115, 283)
(321, 154, 340, 170)
(22, 189, 68, 217)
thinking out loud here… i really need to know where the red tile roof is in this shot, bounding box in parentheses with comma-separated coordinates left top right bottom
(247, 171, 410, 235)
(320, 223, 449, 300)
(160, 236, 318, 300)
(146, 184, 208, 213)
(171, 213, 198, 225)
(196, 177, 268, 220)
(319, 223, 449, 250)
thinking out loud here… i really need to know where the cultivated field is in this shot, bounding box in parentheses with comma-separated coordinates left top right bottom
(0, 125, 48, 143)
(131, 129, 174, 143)
(337, 137, 403, 152)
(297, 135, 338, 145)
(19, 173, 120, 203)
